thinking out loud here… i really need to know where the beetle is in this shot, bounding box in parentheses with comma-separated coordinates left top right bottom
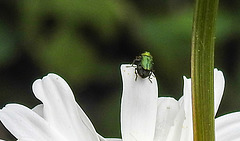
(132, 51, 154, 82)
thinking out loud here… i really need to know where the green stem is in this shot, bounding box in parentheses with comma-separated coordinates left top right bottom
(191, 0, 219, 140)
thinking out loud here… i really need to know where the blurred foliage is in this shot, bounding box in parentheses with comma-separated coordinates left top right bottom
(0, 0, 240, 140)
(0, 22, 16, 67)
(19, 0, 132, 84)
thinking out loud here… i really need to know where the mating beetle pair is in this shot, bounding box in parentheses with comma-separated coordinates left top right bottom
(131, 51, 154, 83)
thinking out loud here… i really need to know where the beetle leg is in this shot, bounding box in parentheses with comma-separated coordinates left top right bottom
(151, 72, 156, 78)
(132, 57, 141, 66)
(126, 58, 138, 68)
(148, 71, 153, 83)
(148, 77, 152, 83)
(131, 59, 136, 67)
(126, 61, 136, 68)
(135, 68, 138, 81)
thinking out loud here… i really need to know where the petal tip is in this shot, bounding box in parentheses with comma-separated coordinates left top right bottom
(120, 64, 133, 72)
(47, 73, 61, 79)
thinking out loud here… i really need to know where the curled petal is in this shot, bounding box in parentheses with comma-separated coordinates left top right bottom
(0, 104, 66, 141)
(214, 69, 225, 116)
(32, 73, 99, 141)
(120, 64, 158, 141)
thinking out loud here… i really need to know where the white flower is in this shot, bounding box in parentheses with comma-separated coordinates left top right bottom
(1, 65, 240, 141)
(120, 64, 240, 141)
(0, 73, 121, 141)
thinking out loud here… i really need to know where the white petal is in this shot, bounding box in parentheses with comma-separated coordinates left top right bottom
(120, 64, 158, 141)
(182, 77, 192, 122)
(214, 69, 225, 115)
(154, 97, 179, 141)
(165, 106, 185, 141)
(180, 76, 193, 141)
(178, 69, 225, 141)
(17, 138, 39, 141)
(32, 73, 99, 141)
(0, 104, 66, 141)
(105, 139, 122, 141)
(98, 134, 122, 141)
(215, 112, 240, 141)
(32, 102, 97, 140)
(32, 104, 43, 117)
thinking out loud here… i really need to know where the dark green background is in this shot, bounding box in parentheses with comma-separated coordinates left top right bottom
(0, 1, 239, 140)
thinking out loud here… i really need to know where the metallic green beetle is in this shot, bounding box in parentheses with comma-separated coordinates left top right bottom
(132, 51, 154, 82)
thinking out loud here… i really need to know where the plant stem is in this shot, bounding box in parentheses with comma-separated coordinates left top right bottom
(191, 0, 219, 140)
